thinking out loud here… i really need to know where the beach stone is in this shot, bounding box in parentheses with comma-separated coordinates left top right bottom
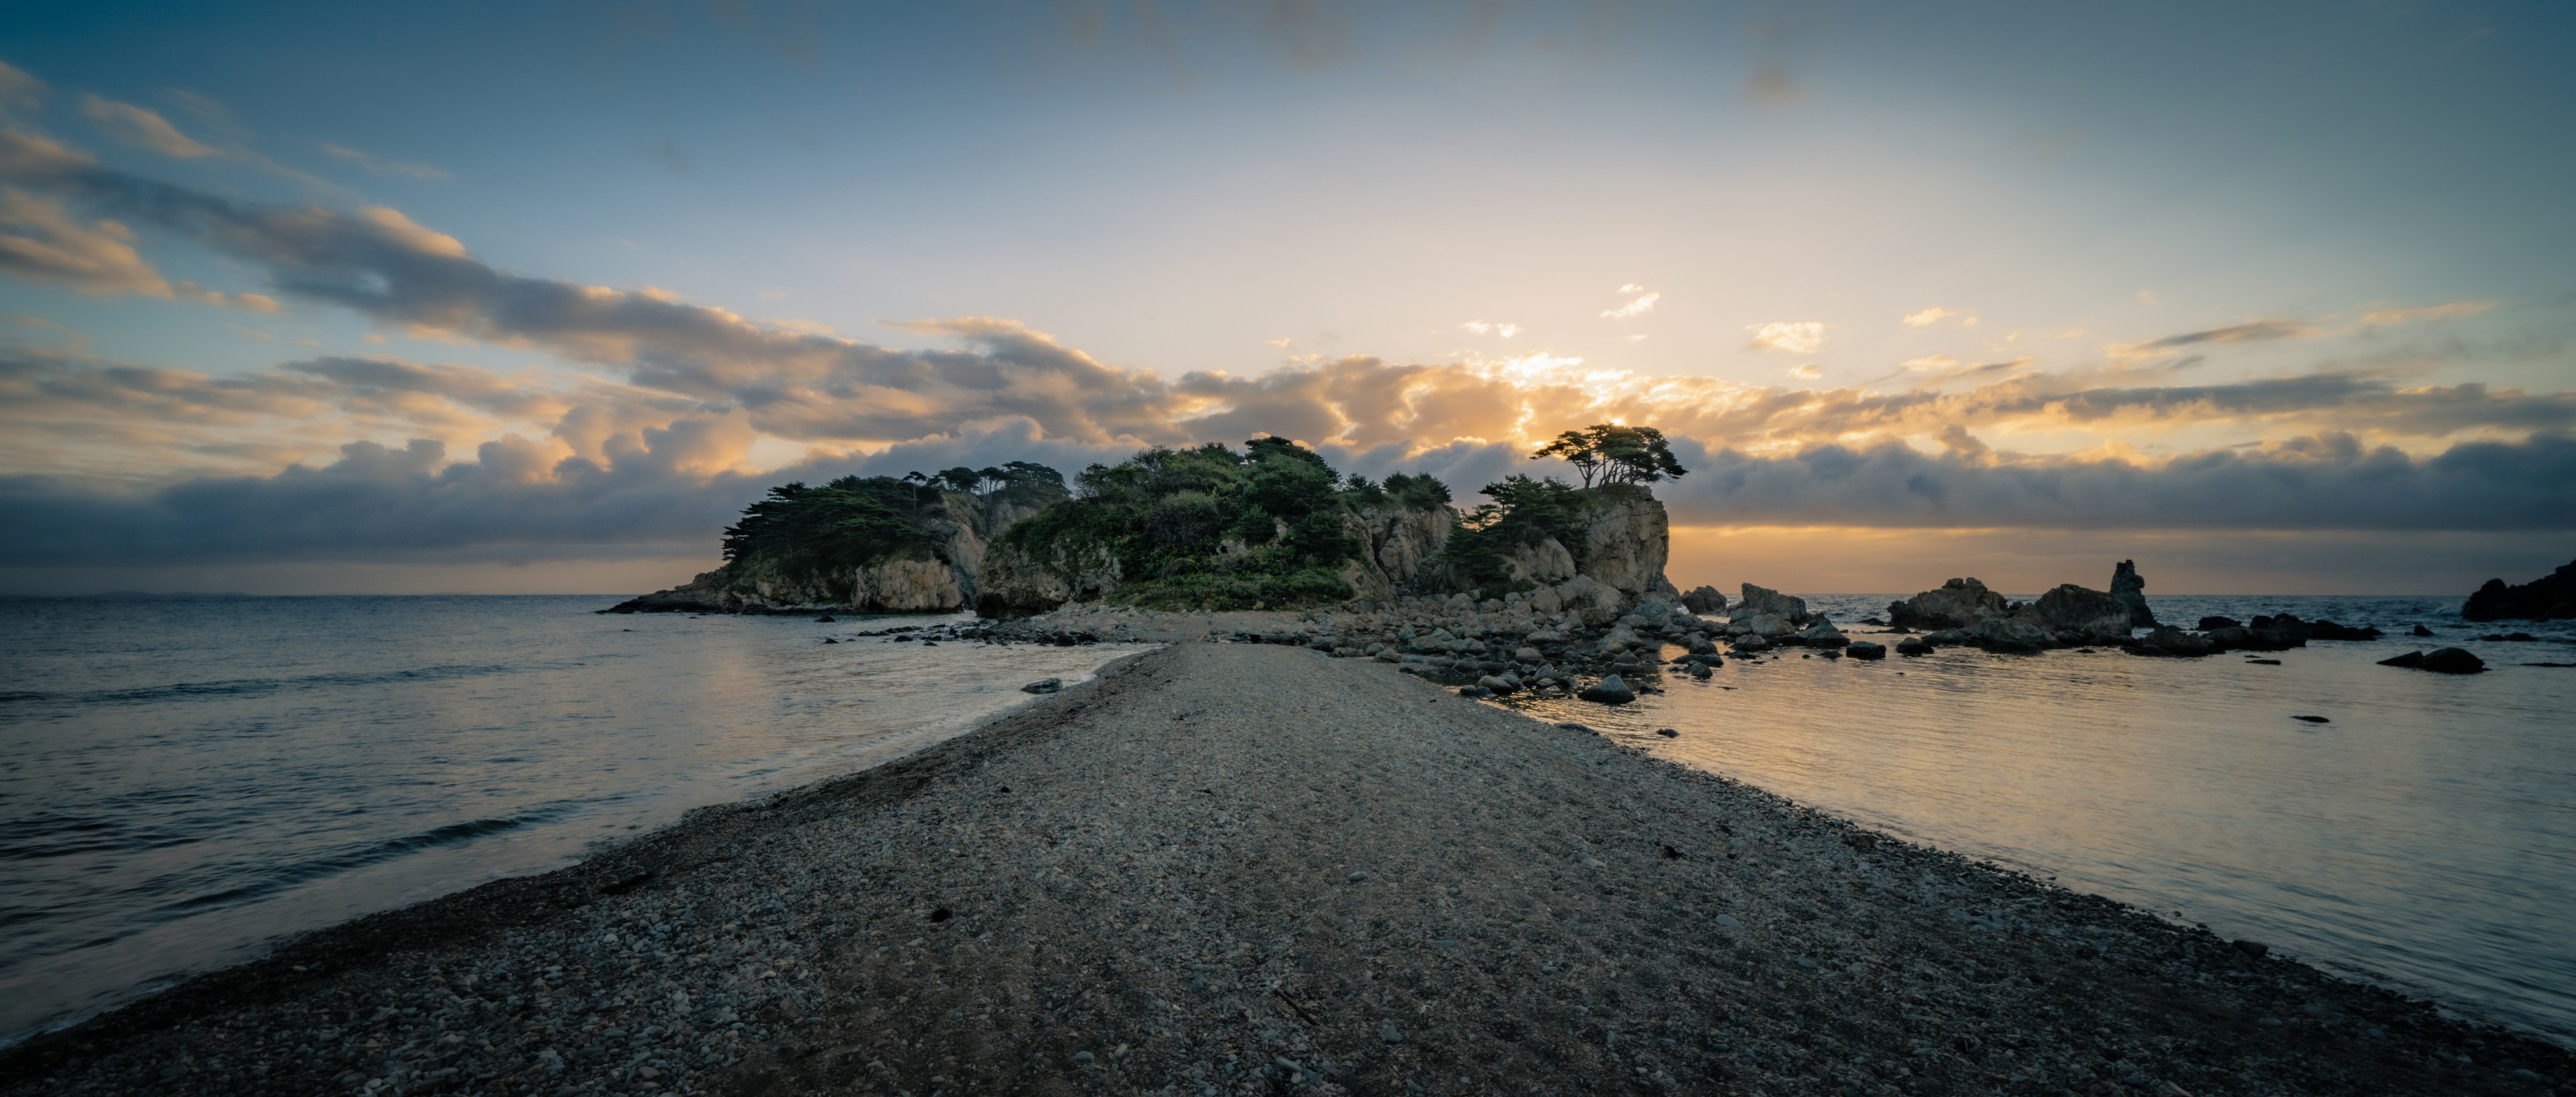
(1688, 663, 1713, 679)
(2410, 624, 2435, 637)
(1577, 675, 1636, 705)
(1846, 641, 1886, 660)
(1894, 637, 1933, 656)
(1476, 674, 1519, 695)
(1020, 678, 1064, 694)
(1514, 646, 1543, 663)
(1379, 1025, 1404, 1043)
(2233, 940, 2270, 960)
(1732, 634, 1772, 652)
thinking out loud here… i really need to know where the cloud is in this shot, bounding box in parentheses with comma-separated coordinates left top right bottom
(2360, 301, 2494, 326)
(0, 61, 44, 117)
(322, 144, 453, 181)
(79, 95, 221, 159)
(2137, 289, 2161, 306)
(1600, 290, 1658, 319)
(1902, 306, 1966, 328)
(2108, 319, 2318, 359)
(1746, 320, 1822, 353)
(0, 189, 168, 295)
(1788, 363, 1821, 379)
(1650, 433, 2576, 532)
(175, 282, 281, 311)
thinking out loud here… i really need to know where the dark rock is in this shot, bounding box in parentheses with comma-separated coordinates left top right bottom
(2136, 627, 2216, 657)
(2233, 940, 2271, 960)
(2198, 616, 2243, 631)
(1846, 641, 1887, 660)
(2246, 657, 2281, 665)
(1731, 634, 1772, 652)
(2304, 619, 2382, 641)
(1887, 577, 2009, 631)
(2462, 558, 2576, 621)
(1859, 616, 1887, 626)
(1735, 584, 1811, 626)
(1577, 675, 1637, 705)
(1967, 616, 2056, 653)
(2293, 715, 2329, 723)
(1894, 636, 1933, 656)
(2377, 651, 2425, 669)
(1679, 585, 1728, 615)
(2020, 583, 2134, 641)
(2420, 648, 2486, 674)
(2410, 624, 2435, 637)
(1655, 727, 1679, 738)
(1457, 685, 1493, 699)
(2111, 559, 2158, 627)
(1020, 678, 1064, 694)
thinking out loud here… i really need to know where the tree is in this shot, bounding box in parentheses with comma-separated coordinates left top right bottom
(1531, 424, 1687, 486)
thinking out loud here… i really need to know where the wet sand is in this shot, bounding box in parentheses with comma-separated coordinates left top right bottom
(3, 641, 2567, 1096)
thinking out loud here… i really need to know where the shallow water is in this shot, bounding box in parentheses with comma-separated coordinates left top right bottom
(0, 595, 1151, 1046)
(1498, 594, 2576, 1044)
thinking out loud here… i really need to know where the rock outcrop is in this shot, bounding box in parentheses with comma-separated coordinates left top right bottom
(1735, 584, 1812, 627)
(607, 489, 1050, 615)
(1679, 585, 1727, 615)
(1577, 495, 1680, 603)
(2111, 560, 2158, 627)
(1886, 578, 2009, 632)
(2020, 583, 2134, 643)
(2461, 558, 2576, 622)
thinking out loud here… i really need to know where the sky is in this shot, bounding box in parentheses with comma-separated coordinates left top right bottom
(1, 0, 2572, 596)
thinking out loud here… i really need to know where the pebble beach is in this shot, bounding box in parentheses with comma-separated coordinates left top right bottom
(4, 632, 2570, 1097)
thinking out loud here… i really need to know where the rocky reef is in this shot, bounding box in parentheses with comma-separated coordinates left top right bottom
(2462, 557, 2576, 621)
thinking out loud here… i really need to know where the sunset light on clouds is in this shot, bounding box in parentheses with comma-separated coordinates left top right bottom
(1, 1, 2572, 595)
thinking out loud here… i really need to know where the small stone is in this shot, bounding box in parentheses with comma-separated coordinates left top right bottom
(1073, 1050, 1094, 1063)
(1655, 727, 1678, 737)
(1020, 677, 1063, 694)
(2292, 715, 2328, 724)
(1348, 872, 1368, 883)
(2232, 939, 2270, 960)
(1795, 957, 1818, 969)
(1379, 1025, 1404, 1043)
(1713, 914, 1742, 931)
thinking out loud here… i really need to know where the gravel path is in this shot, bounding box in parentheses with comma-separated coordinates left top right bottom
(4, 641, 2566, 1096)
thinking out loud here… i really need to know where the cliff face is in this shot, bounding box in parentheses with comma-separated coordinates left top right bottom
(606, 489, 1052, 615)
(977, 493, 1680, 618)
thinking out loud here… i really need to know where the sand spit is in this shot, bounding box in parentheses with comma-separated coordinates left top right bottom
(4, 642, 2569, 1097)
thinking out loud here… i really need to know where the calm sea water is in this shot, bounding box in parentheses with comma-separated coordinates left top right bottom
(0, 596, 1151, 1048)
(1502, 594, 2576, 1045)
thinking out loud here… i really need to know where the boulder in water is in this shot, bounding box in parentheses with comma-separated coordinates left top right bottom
(1735, 584, 1811, 627)
(1967, 616, 2056, 653)
(2379, 648, 2483, 674)
(1791, 620, 1849, 648)
(1886, 578, 2010, 631)
(1894, 636, 1933, 656)
(1680, 585, 1729, 615)
(2110, 560, 2158, 627)
(1577, 674, 1637, 705)
(1846, 641, 1887, 660)
(2020, 583, 2133, 641)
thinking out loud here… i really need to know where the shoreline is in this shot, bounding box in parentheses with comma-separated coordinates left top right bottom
(4, 641, 2568, 1096)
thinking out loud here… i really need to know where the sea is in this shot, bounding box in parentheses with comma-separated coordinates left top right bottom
(1, 593, 2569, 1051)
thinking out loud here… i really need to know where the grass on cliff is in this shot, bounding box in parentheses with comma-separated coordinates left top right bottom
(992, 437, 1452, 610)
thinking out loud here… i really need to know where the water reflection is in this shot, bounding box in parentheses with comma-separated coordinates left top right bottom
(1498, 604, 2576, 1043)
